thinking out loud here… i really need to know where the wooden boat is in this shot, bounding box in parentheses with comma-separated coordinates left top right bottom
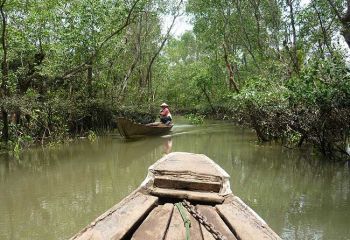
(117, 117, 173, 138)
(71, 152, 281, 240)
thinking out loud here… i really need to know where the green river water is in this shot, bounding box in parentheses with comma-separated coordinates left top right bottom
(0, 119, 349, 240)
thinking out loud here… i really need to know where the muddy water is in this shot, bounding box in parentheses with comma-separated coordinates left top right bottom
(0, 118, 349, 239)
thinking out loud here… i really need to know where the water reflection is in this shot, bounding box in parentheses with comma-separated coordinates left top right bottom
(0, 120, 349, 240)
(163, 137, 172, 155)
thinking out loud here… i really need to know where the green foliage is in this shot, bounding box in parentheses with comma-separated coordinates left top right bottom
(87, 130, 97, 142)
(157, 0, 350, 161)
(223, 56, 350, 160)
(13, 141, 21, 159)
(0, 0, 349, 161)
(0, 0, 184, 150)
(185, 113, 205, 125)
(287, 55, 350, 107)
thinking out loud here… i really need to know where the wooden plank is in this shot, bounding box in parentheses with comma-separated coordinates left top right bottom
(131, 203, 174, 240)
(201, 225, 216, 240)
(196, 205, 237, 240)
(145, 152, 233, 196)
(154, 176, 222, 192)
(164, 204, 186, 240)
(70, 191, 158, 240)
(188, 209, 203, 240)
(152, 152, 230, 180)
(216, 197, 281, 240)
(151, 187, 224, 203)
(165, 203, 203, 240)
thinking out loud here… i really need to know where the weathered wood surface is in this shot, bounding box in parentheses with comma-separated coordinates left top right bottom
(188, 208, 203, 240)
(154, 176, 222, 192)
(70, 191, 158, 240)
(201, 224, 216, 240)
(196, 205, 238, 240)
(164, 204, 186, 240)
(164, 203, 203, 240)
(151, 152, 229, 179)
(151, 187, 224, 203)
(117, 117, 172, 138)
(131, 203, 174, 240)
(147, 152, 232, 195)
(71, 152, 281, 240)
(216, 196, 282, 240)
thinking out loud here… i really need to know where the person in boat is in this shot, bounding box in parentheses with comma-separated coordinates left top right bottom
(160, 103, 172, 125)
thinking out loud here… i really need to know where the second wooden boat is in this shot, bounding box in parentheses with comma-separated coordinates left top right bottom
(71, 152, 281, 240)
(117, 117, 173, 138)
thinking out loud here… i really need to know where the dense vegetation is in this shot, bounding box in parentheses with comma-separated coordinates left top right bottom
(0, 0, 349, 161)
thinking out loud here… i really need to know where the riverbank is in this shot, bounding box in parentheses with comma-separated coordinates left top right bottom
(2, 102, 349, 163)
(0, 104, 159, 153)
(180, 101, 349, 163)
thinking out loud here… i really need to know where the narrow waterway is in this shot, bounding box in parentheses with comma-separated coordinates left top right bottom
(0, 118, 349, 240)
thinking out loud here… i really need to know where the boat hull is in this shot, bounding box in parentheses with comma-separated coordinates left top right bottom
(71, 152, 281, 240)
(116, 117, 173, 138)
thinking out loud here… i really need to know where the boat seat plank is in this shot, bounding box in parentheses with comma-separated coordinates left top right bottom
(71, 192, 158, 240)
(152, 153, 230, 179)
(150, 187, 224, 203)
(154, 176, 222, 192)
(131, 203, 174, 240)
(216, 197, 281, 240)
(196, 205, 237, 240)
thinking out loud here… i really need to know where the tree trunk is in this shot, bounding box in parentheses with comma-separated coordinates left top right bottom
(222, 43, 239, 93)
(340, 0, 350, 48)
(249, 0, 263, 52)
(200, 85, 215, 113)
(326, 0, 350, 49)
(144, 2, 181, 91)
(87, 61, 93, 97)
(221, 3, 239, 93)
(234, 0, 258, 64)
(286, 0, 299, 73)
(1, 108, 8, 142)
(120, 14, 143, 97)
(1, 0, 9, 142)
(312, 2, 334, 56)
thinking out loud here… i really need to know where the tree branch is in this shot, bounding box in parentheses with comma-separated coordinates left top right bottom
(312, 2, 333, 55)
(326, 0, 344, 22)
(145, 0, 183, 89)
(96, 0, 141, 57)
(57, 0, 141, 81)
(222, 42, 239, 93)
